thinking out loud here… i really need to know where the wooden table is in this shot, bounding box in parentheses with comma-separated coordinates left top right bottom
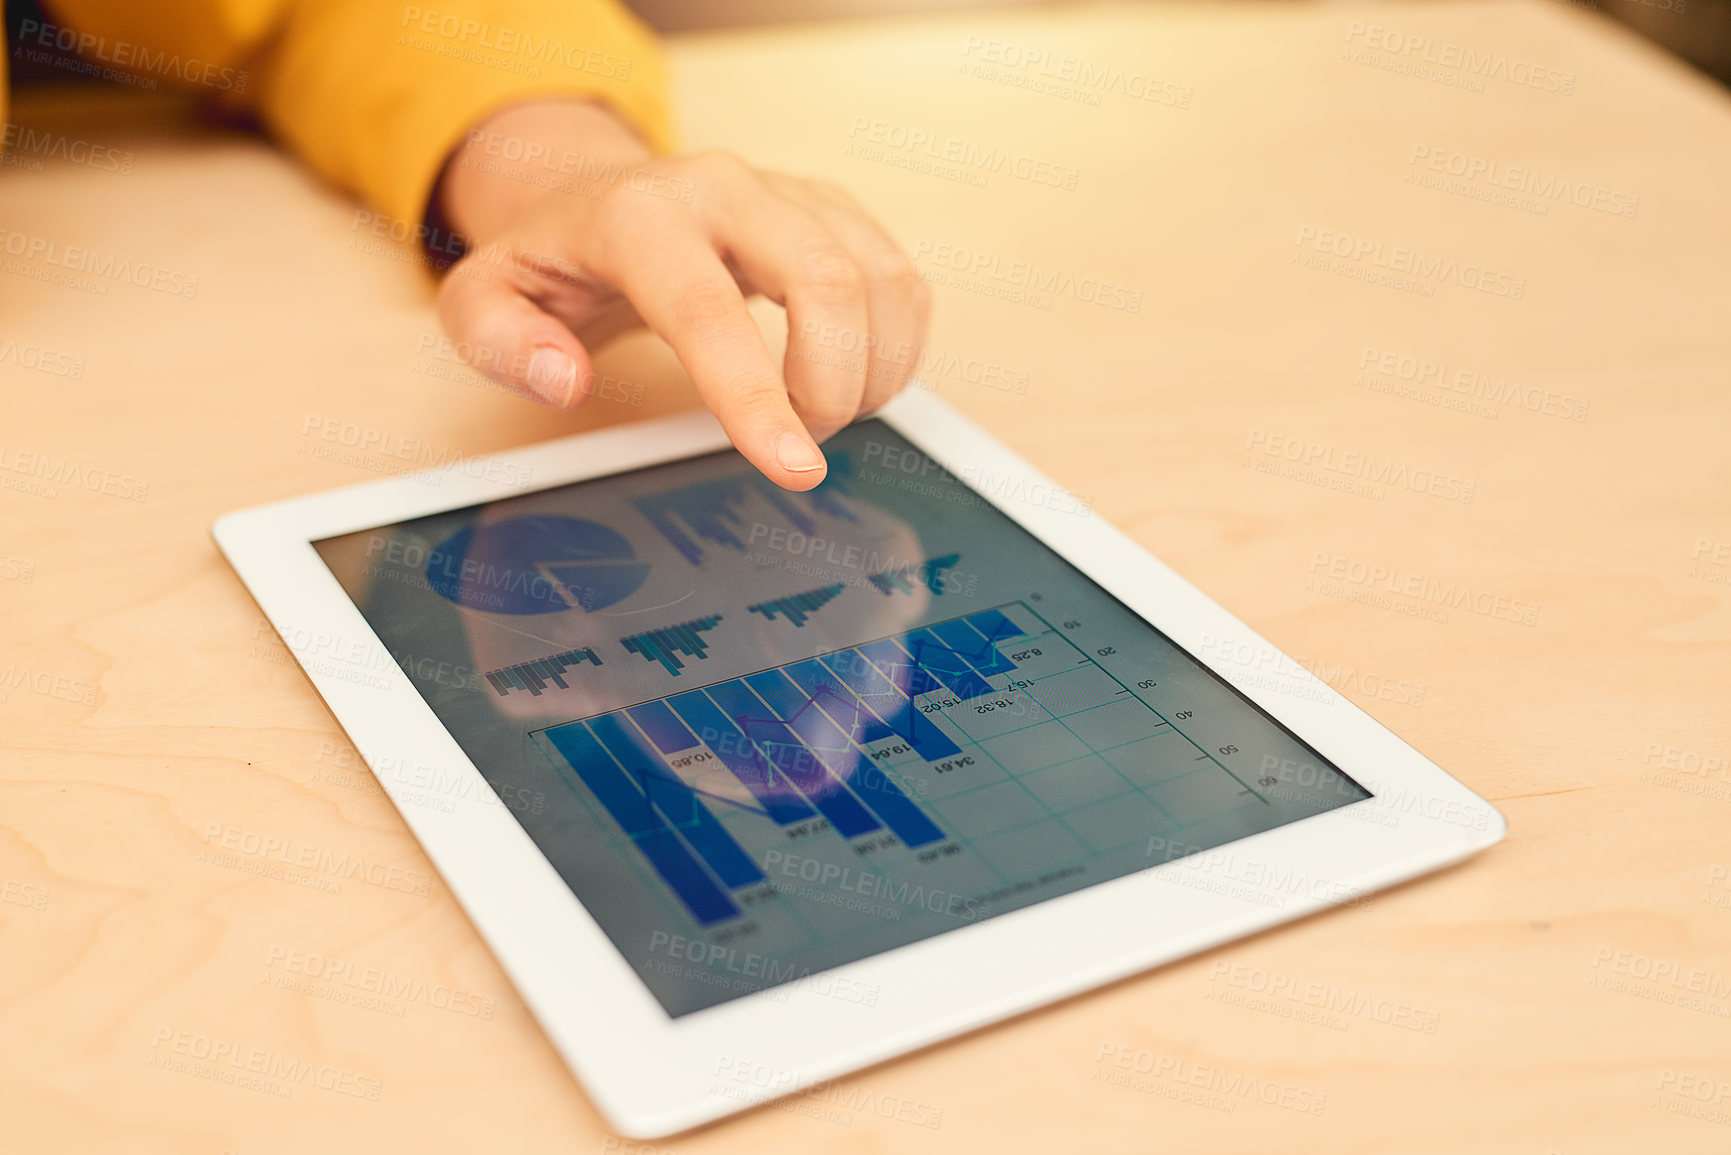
(5, 1, 1729, 1149)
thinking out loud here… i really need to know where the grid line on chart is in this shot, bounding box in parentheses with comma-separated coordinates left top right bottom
(1020, 601, 1270, 806)
(906, 609, 1260, 844)
(535, 599, 1269, 939)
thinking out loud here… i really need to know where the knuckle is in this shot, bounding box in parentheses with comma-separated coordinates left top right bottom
(796, 242, 865, 297)
(863, 249, 919, 291)
(590, 185, 643, 228)
(723, 382, 791, 424)
(794, 391, 859, 431)
(589, 196, 680, 271)
(874, 343, 915, 377)
(869, 362, 913, 397)
(671, 279, 742, 333)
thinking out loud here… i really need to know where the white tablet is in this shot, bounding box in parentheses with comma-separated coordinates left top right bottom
(214, 389, 1504, 1137)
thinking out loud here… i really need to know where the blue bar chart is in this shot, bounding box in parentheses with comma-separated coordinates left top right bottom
(620, 615, 724, 676)
(631, 466, 858, 567)
(484, 647, 604, 698)
(543, 722, 747, 926)
(747, 584, 846, 627)
(539, 605, 1034, 926)
(868, 554, 959, 596)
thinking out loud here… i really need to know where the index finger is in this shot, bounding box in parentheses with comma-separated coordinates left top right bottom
(593, 215, 828, 490)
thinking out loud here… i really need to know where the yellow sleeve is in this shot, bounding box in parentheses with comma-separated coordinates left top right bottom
(37, 0, 672, 227)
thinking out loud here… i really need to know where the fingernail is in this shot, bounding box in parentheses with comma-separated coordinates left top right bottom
(527, 347, 578, 406)
(776, 432, 826, 474)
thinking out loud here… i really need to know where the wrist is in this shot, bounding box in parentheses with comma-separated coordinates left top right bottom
(437, 99, 655, 245)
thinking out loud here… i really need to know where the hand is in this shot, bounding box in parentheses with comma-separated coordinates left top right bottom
(433, 100, 931, 490)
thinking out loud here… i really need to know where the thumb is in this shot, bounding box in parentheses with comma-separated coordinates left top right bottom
(436, 256, 595, 407)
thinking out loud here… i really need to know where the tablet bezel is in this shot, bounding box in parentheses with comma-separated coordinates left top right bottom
(213, 388, 1505, 1137)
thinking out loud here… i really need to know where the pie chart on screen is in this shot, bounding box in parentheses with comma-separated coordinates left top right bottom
(426, 515, 650, 614)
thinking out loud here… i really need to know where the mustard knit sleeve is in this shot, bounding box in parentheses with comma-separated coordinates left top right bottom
(37, 0, 672, 226)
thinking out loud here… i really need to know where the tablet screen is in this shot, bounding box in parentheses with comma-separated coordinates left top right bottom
(313, 419, 1369, 1017)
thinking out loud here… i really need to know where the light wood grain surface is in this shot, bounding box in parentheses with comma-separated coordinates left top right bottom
(4, 1, 1729, 1150)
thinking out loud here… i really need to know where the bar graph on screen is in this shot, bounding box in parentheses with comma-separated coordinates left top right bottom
(631, 462, 857, 567)
(536, 602, 1259, 929)
(747, 583, 846, 627)
(620, 616, 725, 676)
(868, 554, 960, 596)
(484, 647, 604, 698)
